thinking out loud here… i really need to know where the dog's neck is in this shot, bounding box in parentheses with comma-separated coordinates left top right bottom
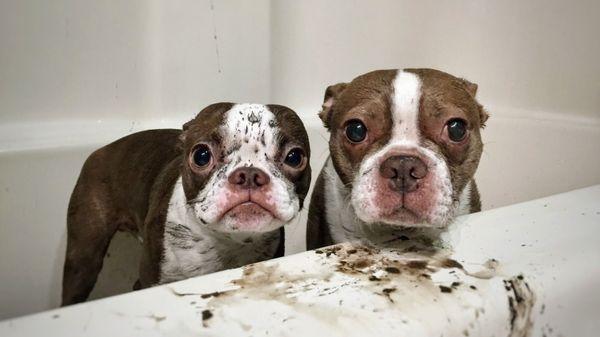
(159, 177, 280, 284)
(322, 157, 471, 248)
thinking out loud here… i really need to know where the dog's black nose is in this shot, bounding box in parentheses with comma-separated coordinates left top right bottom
(228, 167, 270, 189)
(379, 155, 428, 193)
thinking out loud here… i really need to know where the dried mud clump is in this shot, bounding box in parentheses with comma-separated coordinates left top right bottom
(503, 275, 536, 337)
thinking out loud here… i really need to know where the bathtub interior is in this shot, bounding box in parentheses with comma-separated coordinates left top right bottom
(1, 0, 600, 321)
(0, 109, 599, 319)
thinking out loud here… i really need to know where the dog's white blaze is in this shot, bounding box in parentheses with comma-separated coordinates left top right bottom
(222, 103, 279, 171)
(391, 71, 421, 143)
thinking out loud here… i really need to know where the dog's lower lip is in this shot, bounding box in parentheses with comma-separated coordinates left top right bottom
(224, 201, 277, 218)
(239, 201, 267, 210)
(385, 206, 421, 222)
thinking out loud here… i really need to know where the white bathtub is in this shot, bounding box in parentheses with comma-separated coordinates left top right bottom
(2, 185, 599, 336)
(0, 108, 599, 320)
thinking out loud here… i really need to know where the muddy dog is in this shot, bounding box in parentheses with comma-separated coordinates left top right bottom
(63, 103, 311, 305)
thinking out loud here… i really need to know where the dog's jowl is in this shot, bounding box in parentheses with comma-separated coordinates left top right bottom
(62, 103, 311, 305)
(307, 69, 488, 249)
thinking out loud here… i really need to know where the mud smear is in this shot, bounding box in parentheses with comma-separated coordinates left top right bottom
(441, 258, 464, 269)
(200, 291, 225, 299)
(181, 242, 536, 336)
(147, 314, 166, 323)
(201, 243, 483, 320)
(439, 285, 453, 293)
(202, 262, 351, 329)
(504, 275, 536, 337)
(201, 309, 213, 328)
(192, 243, 448, 330)
(227, 241, 495, 301)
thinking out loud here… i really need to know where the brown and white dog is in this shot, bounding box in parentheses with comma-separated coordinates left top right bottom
(307, 69, 488, 249)
(62, 103, 311, 305)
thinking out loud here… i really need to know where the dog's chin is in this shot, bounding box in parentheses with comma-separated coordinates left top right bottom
(210, 202, 284, 233)
(379, 208, 424, 225)
(355, 203, 447, 229)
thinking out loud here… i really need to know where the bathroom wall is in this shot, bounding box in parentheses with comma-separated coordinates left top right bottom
(270, 0, 600, 119)
(2, 0, 599, 151)
(0, 0, 272, 151)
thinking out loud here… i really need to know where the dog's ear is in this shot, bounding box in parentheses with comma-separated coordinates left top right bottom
(460, 78, 478, 97)
(477, 104, 490, 128)
(178, 119, 194, 149)
(459, 78, 489, 128)
(182, 119, 193, 132)
(319, 82, 348, 129)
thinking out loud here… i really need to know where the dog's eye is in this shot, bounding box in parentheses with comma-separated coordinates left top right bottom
(345, 119, 367, 143)
(192, 145, 212, 167)
(284, 148, 305, 168)
(447, 119, 468, 142)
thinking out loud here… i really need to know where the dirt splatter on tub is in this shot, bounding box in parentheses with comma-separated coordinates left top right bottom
(173, 242, 536, 337)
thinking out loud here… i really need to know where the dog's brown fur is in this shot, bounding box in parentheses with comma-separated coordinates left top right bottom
(307, 69, 487, 249)
(62, 103, 310, 305)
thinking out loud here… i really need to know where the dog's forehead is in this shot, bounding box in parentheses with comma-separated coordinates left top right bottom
(338, 68, 478, 119)
(337, 69, 397, 112)
(333, 69, 480, 143)
(221, 103, 279, 160)
(405, 69, 480, 117)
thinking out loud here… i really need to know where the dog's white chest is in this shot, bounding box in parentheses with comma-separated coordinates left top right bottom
(159, 178, 280, 284)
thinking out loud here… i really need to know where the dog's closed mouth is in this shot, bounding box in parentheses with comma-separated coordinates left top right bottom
(222, 200, 278, 231)
(221, 195, 280, 225)
(227, 201, 274, 217)
(385, 206, 421, 224)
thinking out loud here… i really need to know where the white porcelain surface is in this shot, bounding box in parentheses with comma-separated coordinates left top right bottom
(0, 186, 598, 336)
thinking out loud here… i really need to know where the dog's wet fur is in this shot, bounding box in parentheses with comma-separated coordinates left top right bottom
(307, 68, 488, 248)
(62, 103, 311, 305)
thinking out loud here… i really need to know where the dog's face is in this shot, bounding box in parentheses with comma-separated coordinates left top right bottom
(179, 103, 311, 233)
(320, 69, 488, 228)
